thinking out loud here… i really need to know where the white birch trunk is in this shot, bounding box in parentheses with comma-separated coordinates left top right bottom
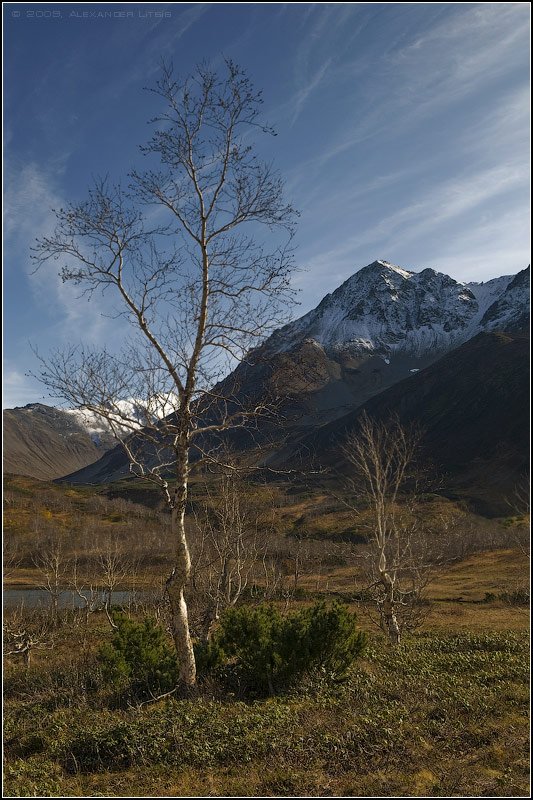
(380, 570, 401, 645)
(166, 450, 196, 687)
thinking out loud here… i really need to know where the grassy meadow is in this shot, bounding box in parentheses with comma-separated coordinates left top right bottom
(3, 474, 530, 797)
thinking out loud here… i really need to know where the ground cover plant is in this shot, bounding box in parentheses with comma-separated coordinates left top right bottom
(4, 475, 530, 797)
(3, 626, 529, 797)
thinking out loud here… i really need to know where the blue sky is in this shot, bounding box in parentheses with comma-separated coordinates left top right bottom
(4, 2, 530, 407)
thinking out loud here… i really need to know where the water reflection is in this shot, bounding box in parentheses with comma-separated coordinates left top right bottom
(3, 588, 141, 609)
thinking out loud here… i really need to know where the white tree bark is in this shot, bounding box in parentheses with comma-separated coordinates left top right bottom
(32, 60, 297, 687)
(166, 454, 196, 686)
(343, 412, 426, 644)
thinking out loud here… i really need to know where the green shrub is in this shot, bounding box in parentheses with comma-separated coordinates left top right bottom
(214, 601, 366, 695)
(97, 612, 177, 697)
(483, 588, 529, 606)
(499, 587, 529, 606)
(3, 757, 62, 797)
(194, 637, 226, 675)
(281, 601, 367, 676)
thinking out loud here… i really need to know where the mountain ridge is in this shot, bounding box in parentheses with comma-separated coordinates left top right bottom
(261, 260, 527, 362)
(4, 260, 529, 497)
(3, 403, 116, 481)
(269, 330, 529, 516)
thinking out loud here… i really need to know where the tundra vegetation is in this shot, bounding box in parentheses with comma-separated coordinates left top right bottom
(3, 472, 530, 797)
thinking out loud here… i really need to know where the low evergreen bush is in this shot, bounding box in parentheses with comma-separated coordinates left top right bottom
(214, 600, 366, 695)
(98, 612, 177, 697)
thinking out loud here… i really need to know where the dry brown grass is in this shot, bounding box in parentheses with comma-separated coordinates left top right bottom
(428, 548, 527, 601)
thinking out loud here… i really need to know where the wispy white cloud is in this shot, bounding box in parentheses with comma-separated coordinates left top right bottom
(459, 83, 530, 162)
(2, 368, 46, 408)
(424, 206, 531, 283)
(289, 58, 332, 127)
(388, 163, 528, 249)
(284, 4, 361, 127)
(299, 158, 529, 284)
(285, 3, 529, 194)
(86, 4, 213, 107)
(279, 3, 530, 314)
(378, 4, 529, 128)
(4, 161, 113, 344)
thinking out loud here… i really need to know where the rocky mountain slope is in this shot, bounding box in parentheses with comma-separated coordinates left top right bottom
(264, 260, 528, 358)
(209, 260, 530, 443)
(221, 261, 530, 430)
(3, 404, 116, 480)
(5, 260, 528, 493)
(272, 331, 529, 516)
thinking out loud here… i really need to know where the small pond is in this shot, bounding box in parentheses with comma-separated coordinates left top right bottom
(3, 588, 143, 609)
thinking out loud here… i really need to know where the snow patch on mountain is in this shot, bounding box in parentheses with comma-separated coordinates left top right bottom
(64, 408, 113, 435)
(64, 395, 181, 436)
(263, 260, 528, 363)
(477, 267, 530, 333)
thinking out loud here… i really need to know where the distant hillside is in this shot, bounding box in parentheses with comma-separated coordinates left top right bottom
(58, 262, 530, 488)
(272, 331, 529, 515)
(3, 404, 116, 481)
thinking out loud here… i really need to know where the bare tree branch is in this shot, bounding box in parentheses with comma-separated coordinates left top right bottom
(31, 59, 298, 686)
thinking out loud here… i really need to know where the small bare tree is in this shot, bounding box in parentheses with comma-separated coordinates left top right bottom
(4, 606, 53, 669)
(281, 536, 307, 607)
(71, 557, 101, 631)
(191, 468, 276, 639)
(273, 536, 317, 608)
(32, 60, 297, 686)
(96, 546, 131, 628)
(504, 477, 530, 605)
(342, 412, 433, 644)
(3, 541, 20, 583)
(506, 476, 530, 558)
(33, 541, 69, 626)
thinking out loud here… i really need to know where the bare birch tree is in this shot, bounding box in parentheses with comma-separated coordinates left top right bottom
(191, 467, 276, 640)
(31, 60, 297, 686)
(97, 546, 131, 628)
(71, 557, 100, 629)
(342, 412, 429, 644)
(34, 541, 69, 626)
(506, 476, 530, 559)
(4, 607, 52, 670)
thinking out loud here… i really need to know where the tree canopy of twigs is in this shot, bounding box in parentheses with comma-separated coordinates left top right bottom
(342, 412, 433, 644)
(31, 59, 298, 686)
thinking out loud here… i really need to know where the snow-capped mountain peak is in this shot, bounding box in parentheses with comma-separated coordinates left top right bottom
(263, 261, 529, 362)
(374, 259, 413, 278)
